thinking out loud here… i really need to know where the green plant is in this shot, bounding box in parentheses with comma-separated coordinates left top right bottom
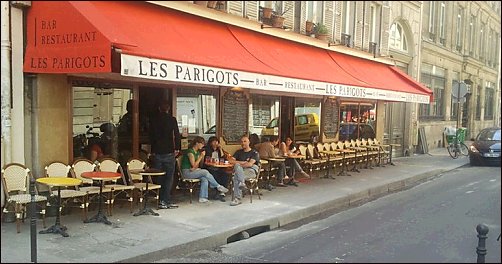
(313, 23, 328, 35)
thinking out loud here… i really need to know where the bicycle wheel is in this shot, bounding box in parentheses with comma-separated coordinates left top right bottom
(459, 142, 469, 156)
(447, 143, 459, 159)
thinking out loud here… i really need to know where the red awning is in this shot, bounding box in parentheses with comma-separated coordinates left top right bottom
(23, 1, 432, 102)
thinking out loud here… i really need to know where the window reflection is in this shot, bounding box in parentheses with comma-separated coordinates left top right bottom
(72, 85, 132, 164)
(294, 98, 321, 142)
(339, 102, 376, 141)
(252, 94, 280, 138)
(176, 94, 217, 142)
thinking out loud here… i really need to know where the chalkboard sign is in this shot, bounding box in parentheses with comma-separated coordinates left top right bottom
(322, 98, 339, 138)
(222, 90, 248, 143)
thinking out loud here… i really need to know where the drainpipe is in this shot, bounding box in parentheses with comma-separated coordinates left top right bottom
(1, 1, 12, 165)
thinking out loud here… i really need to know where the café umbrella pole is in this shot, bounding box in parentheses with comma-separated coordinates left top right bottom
(30, 175, 37, 263)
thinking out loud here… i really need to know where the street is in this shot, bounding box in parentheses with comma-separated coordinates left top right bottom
(156, 165, 501, 263)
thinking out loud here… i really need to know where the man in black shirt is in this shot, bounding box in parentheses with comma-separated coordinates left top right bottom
(228, 135, 260, 206)
(149, 100, 181, 209)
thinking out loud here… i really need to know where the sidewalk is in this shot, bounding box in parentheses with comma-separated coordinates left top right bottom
(1, 147, 468, 263)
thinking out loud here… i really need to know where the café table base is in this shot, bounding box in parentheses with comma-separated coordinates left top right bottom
(39, 223, 69, 237)
(133, 207, 159, 217)
(84, 211, 112, 225)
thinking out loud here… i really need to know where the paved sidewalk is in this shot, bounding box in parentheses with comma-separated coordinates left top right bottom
(1, 147, 468, 263)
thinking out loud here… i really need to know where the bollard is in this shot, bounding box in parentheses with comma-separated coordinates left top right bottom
(30, 176, 37, 263)
(476, 223, 489, 263)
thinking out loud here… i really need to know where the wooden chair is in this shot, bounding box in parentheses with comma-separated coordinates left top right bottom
(70, 158, 112, 217)
(307, 143, 326, 176)
(242, 163, 262, 203)
(126, 158, 161, 209)
(176, 156, 200, 204)
(97, 158, 134, 215)
(1, 163, 47, 233)
(297, 144, 319, 176)
(44, 162, 88, 220)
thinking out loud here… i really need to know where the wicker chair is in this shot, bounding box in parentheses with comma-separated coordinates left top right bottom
(97, 158, 134, 215)
(1, 163, 47, 233)
(70, 158, 112, 217)
(44, 162, 88, 220)
(176, 156, 200, 204)
(126, 158, 161, 209)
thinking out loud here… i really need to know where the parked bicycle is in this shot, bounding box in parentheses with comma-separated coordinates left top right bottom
(445, 127, 468, 159)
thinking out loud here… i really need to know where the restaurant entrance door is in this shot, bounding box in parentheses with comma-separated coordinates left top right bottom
(384, 102, 405, 157)
(280, 97, 294, 141)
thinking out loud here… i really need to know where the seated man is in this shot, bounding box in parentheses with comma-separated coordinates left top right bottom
(203, 136, 231, 202)
(228, 135, 260, 206)
(256, 135, 287, 187)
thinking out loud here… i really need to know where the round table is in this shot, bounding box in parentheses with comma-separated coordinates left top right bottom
(36, 177, 82, 237)
(129, 168, 165, 216)
(81, 171, 121, 225)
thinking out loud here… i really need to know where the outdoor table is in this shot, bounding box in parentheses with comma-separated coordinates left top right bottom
(319, 150, 339, 179)
(206, 161, 236, 193)
(129, 168, 165, 216)
(36, 177, 82, 237)
(81, 171, 121, 225)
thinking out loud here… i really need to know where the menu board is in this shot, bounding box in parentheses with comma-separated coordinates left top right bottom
(222, 90, 248, 143)
(322, 98, 339, 138)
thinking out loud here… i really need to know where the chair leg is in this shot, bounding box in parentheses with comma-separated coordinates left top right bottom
(189, 187, 193, 204)
(15, 204, 21, 233)
(41, 203, 46, 228)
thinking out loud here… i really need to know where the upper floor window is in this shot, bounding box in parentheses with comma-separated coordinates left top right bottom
(368, 3, 381, 44)
(469, 15, 475, 55)
(428, 1, 436, 38)
(439, 1, 446, 45)
(455, 7, 463, 51)
(306, 1, 324, 23)
(342, 1, 356, 35)
(479, 23, 485, 60)
(389, 22, 407, 52)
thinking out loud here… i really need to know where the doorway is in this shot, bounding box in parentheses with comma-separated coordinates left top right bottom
(384, 102, 405, 157)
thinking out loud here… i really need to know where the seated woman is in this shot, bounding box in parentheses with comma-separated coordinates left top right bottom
(181, 136, 229, 203)
(203, 136, 232, 202)
(279, 136, 310, 186)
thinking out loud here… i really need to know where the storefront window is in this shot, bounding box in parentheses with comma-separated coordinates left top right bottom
(294, 98, 321, 142)
(252, 94, 280, 139)
(339, 101, 376, 141)
(72, 84, 133, 165)
(176, 93, 217, 142)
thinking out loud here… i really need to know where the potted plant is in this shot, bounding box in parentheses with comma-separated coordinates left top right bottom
(305, 20, 314, 35)
(207, 1, 218, 8)
(270, 5, 292, 28)
(313, 23, 329, 41)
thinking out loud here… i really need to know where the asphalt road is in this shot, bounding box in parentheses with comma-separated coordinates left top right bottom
(155, 165, 501, 263)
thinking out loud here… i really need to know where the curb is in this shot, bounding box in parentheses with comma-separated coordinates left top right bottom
(119, 166, 460, 263)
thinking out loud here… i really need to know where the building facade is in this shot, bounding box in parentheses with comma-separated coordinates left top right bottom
(1, 1, 500, 208)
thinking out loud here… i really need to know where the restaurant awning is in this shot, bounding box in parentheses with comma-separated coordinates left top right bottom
(23, 1, 432, 104)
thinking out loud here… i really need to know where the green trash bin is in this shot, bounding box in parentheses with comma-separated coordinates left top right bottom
(457, 127, 467, 144)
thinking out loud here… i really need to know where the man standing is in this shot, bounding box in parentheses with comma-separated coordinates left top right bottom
(228, 135, 260, 206)
(149, 100, 181, 209)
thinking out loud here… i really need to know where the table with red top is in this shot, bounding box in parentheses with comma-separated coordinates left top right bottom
(36, 177, 82, 237)
(129, 168, 165, 216)
(81, 171, 121, 225)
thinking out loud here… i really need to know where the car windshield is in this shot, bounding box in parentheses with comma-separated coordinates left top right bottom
(477, 129, 501, 141)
